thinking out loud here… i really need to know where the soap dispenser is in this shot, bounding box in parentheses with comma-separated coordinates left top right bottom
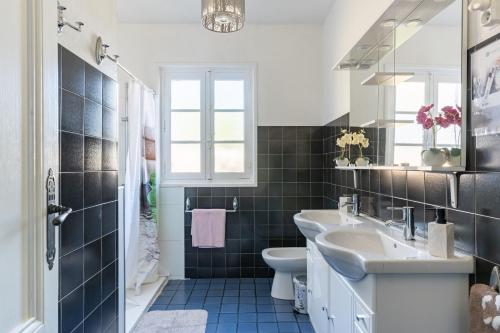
(428, 208, 454, 258)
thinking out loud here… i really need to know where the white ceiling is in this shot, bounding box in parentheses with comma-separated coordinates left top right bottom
(117, 0, 335, 24)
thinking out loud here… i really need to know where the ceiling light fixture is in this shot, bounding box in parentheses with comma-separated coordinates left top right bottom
(379, 45, 392, 52)
(406, 18, 423, 27)
(380, 19, 398, 28)
(202, 0, 245, 33)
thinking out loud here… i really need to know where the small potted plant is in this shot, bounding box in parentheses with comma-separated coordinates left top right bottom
(351, 129, 370, 166)
(416, 104, 449, 167)
(335, 129, 351, 167)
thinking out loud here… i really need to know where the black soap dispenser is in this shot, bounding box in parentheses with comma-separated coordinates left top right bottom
(428, 208, 454, 258)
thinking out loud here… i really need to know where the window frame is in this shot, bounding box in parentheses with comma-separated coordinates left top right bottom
(384, 64, 461, 166)
(161, 64, 257, 186)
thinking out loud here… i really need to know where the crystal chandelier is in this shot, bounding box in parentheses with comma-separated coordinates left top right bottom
(202, 0, 245, 33)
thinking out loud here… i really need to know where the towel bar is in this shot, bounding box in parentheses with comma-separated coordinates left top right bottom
(490, 266, 500, 292)
(185, 196, 238, 213)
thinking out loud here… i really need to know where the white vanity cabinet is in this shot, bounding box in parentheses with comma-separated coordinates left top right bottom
(308, 240, 370, 333)
(307, 241, 331, 333)
(306, 241, 468, 333)
(329, 271, 354, 333)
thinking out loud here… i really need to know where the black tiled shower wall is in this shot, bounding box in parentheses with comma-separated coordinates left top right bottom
(58, 46, 119, 333)
(323, 111, 500, 285)
(184, 126, 324, 278)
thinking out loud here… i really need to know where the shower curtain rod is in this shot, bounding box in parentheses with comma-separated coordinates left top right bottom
(114, 59, 157, 96)
(95, 36, 156, 95)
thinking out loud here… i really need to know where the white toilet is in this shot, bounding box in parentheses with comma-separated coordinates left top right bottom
(262, 247, 307, 300)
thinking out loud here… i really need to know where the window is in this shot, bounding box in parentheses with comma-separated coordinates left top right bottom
(162, 65, 256, 185)
(389, 67, 461, 166)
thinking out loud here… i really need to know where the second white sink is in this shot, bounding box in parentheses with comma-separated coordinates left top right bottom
(315, 228, 474, 281)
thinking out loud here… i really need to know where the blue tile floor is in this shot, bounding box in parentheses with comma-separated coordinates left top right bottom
(149, 278, 315, 333)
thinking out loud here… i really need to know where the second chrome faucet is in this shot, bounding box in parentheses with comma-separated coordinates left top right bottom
(386, 206, 416, 241)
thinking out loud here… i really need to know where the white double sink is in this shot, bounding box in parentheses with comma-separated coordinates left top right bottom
(294, 209, 474, 281)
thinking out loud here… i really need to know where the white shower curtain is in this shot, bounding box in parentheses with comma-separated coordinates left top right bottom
(124, 81, 160, 295)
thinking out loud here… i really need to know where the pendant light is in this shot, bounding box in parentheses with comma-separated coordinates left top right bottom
(202, 0, 245, 33)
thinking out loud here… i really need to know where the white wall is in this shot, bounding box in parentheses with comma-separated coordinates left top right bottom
(469, 10, 500, 47)
(58, 0, 118, 79)
(157, 187, 185, 279)
(321, 0, 394, 124)
(117, 23, 324, 126)
(394, 25, 461, 67)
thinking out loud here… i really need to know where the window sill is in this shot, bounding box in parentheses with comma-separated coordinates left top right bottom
(160, 180, 257, 188)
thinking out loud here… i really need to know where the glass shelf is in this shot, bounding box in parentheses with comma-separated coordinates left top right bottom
(334, 165, 465, 172)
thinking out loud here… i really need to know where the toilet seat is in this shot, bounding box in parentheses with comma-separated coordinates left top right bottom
(262, 247, 307, 300)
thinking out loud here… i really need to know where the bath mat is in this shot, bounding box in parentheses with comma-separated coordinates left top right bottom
(133, 310, 208, 333)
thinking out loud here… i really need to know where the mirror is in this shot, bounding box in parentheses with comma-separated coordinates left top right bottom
(342, 0, 465, 170)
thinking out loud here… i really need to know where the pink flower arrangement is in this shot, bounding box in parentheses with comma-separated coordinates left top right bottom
(416, 104, 462, 148)
(416, 104, 462, 130)
(416, 104, 435, 129)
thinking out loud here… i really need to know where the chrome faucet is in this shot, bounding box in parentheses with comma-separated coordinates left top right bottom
(386, 206, 415, 241)
(341, 194, 360, 216)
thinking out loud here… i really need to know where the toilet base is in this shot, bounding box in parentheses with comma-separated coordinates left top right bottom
(271, 271, 295, 300)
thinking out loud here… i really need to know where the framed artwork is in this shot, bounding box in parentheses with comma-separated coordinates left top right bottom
(470, 35, 500, 136)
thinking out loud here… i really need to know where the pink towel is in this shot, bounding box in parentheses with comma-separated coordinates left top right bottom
(191, 209, 226, 248)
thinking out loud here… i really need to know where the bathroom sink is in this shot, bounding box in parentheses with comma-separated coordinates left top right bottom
(293, 210, 363, 241)
(315, 228, 474, 281)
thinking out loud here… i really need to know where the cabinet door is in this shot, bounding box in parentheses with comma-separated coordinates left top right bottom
(329, 270, 353, 333)
(353, 297, 373, 333)
(309, 246, 330, 333)
(306, 245, 314, 315)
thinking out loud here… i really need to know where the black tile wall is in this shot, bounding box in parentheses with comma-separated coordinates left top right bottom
(184, 126, 323, 279)
(323, 111, 500, 285)
(58, 46, 119, 333)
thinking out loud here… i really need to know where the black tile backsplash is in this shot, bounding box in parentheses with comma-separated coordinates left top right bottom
(323, 111, 500, 285)
(58, 46, 118, 333)
(184, 126, 323, 278)
(61, 89, 84, 134)
(61, 47, 85, 96)
(84, 99, 103, 138)
(61, 132, 84, 172)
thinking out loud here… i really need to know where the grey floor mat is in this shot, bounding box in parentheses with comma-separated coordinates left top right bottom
(133, 310, 208, 333)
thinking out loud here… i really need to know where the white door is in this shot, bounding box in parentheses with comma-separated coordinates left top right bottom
(0, 0, 59, 332)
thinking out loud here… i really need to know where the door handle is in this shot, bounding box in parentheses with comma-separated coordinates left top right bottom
(45, 169, 73, 270)
(48, 204, 72, 226)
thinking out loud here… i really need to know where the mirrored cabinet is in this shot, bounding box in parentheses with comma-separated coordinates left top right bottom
(333, 0, 467, 171)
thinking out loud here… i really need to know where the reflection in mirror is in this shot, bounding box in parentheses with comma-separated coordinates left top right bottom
(386, 0, 463, 168)
(344, 0, 464, 169)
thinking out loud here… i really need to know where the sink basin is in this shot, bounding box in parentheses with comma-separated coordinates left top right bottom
(315, 228, 474, 281)
(293, 210, 362, 241)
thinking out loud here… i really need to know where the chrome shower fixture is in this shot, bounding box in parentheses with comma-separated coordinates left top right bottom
(95, 37, 119, 65)
(57, 2, 84, 33)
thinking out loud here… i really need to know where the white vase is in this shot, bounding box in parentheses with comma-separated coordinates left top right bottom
(421, 149, 448, 167)
(335, 158, 349, 167)
(355, 157, 370, 167)
(446, 148, 461, 167)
